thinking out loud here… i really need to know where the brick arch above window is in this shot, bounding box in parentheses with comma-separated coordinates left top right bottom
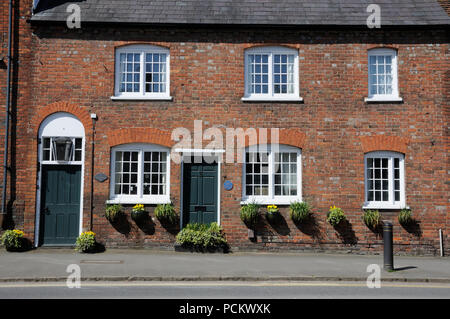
(359, 135, 409, 154)
(33, 101, 92, 134)
(107, 128, 174, 148)
(367, 44, 399, 51)
(245, 128, 307, 150)
(114, 42, 170, 50)
(242, 43, 300, 50)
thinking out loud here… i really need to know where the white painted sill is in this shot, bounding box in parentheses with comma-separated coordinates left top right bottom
(241, 96, 304, 102)
(240, 198, 303, 206)
(364, 96, 403, 103)
(362, 204, 409, 210)
(106, 198, 171, 205)
(111, 96, 173, 101)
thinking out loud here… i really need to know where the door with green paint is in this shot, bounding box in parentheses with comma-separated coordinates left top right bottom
(183, 159, 218, 226)
(40, 165, 81, 245)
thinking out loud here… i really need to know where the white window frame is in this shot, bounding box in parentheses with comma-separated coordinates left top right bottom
(363, 151, 406, 209)
(112, 45, 172, 100)
(242, 46, 302, 102)
(40, 136, 84, 165)
(241, 144, 302, 205)
(365, 48, 402, 102)
(108, 143, 171, 204)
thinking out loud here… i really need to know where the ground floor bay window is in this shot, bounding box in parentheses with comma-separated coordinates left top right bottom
(241, 144, 302, 205)
(108, 143, 170, 204)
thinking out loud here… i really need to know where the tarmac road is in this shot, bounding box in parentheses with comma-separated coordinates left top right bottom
(0, 281, 449, 299)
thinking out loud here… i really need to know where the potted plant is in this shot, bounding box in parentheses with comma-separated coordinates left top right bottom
(266, 204, 281, 223)
(105, 204, 123, 223)
(362, 209, 380, 229)
(75, 231, 97, 253)
(154, 203, 178, 224)
(131, 204, 148, 222)
(290, 201, 311, 224)
(175, 222, 228, 253)
(398, 208, 413, 226)
(240, 202, 260, 229)
(327, 205, 346, 227)
(1, 229, 26, 252)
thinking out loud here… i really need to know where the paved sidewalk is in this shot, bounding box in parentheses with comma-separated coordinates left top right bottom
(0, 249, 449, 283)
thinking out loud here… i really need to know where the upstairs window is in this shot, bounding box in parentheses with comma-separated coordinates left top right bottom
(364, 151, 405, 209)
(243, 47, 301, 101)
(113, 45, 171, 100)
(366, 48, 401, 102)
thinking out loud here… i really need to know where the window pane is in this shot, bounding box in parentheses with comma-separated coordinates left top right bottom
(145, 53, 167, 93)
(274, 152, 297, 196)
(114, 151, 139, 195)
(245, 151, 269, 196)
(248, 54, 269, 95)
(119, 52, 141, 93)
(366, 156, 390, 203)
(273, 54, 294, 95)
(143, 151, 167, 195)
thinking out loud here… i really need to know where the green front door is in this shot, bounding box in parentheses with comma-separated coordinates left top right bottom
(183, 159, 218, 226)
(40, 165, 81, 246)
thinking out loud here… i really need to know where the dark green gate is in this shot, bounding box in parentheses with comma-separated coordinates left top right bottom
(40, 165, 81, 246)
(183, 159, 218, 226)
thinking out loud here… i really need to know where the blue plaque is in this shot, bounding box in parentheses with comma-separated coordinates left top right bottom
(224, 181, 233, 191)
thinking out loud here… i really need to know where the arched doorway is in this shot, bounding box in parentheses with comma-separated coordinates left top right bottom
(35, 112, 85, 246)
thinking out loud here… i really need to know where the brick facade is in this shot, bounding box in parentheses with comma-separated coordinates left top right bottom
(0, 1, 448, 255)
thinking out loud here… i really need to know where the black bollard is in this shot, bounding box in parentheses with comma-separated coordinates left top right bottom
(383, 221, 394, 271)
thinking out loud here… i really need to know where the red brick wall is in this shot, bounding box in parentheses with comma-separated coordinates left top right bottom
(0, 0, 34, 231)
(4, 10, 449, 255)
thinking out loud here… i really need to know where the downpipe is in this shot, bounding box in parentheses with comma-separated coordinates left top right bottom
(1, 0, 13, 228)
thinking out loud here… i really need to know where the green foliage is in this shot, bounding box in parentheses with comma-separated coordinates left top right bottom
(362, 209, 380, 228)
(105, 204, 123, 222)
(327, 206, 346, 226)
(75, 231, 96, 253)
(176, 222, 228, 250)
(240, 203, 260, 228)
(290, 201, 311, 224)
(1, 229, 24, 251)
(398, 209, 412, 225)
(154, 203, 178, 224)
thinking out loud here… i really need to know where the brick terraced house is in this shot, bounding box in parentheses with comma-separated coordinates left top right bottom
(0, 0, 448, 255)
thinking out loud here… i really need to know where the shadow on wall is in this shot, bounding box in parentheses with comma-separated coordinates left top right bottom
(134, 217, 156, 236)
(334, 220, 358, 245)
(266, 213, 290, 236)
(293, 214, 323, 240)
(401, 219, 422, 238)
(109, 214, 131, 236)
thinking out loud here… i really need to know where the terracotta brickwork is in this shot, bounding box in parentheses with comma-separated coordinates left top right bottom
(107, 128, 174, 148)
(359, 135, 409, 154)
(0, 0, 448, 255)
